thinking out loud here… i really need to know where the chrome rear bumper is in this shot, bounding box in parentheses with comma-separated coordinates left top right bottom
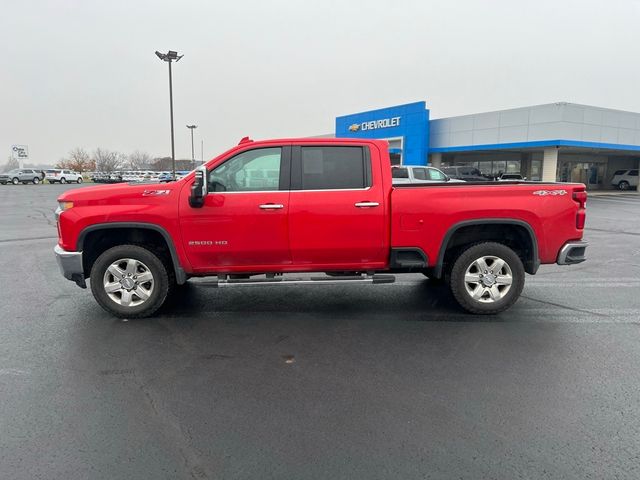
(557, 241, 588, 265)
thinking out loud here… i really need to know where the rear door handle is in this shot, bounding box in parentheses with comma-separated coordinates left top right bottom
(259, 203, 284, 209)
(355, 202, 380, 208)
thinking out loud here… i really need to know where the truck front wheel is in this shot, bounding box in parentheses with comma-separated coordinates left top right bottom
(449, 242, 525, 315)
(90, 244, 171, 318)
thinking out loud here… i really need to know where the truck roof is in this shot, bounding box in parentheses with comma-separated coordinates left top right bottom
(236, 137, 388, 146)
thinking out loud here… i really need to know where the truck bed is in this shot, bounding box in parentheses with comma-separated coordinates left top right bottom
(390, 182, 585, 267)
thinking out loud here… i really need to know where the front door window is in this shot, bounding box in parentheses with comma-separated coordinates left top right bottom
(209, 147, 281, 192)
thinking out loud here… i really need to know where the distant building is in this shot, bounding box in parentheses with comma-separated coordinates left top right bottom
(336, 101, 640, 190)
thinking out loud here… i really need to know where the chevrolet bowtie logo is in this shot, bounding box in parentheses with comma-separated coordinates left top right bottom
(348, 124, 360, 132)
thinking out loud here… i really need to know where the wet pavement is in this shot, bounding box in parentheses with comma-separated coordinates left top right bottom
(1, 184, 639, 479)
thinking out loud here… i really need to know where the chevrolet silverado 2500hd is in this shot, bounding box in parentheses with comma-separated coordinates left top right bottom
(54, 137, 587, 318)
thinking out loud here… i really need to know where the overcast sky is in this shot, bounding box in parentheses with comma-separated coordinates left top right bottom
(2, 0, 640, 165)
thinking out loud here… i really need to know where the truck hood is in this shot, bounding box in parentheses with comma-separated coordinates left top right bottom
(57, 181, 184, 205)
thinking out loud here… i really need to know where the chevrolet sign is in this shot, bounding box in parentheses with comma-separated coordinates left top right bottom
(348, 116, 401, 133)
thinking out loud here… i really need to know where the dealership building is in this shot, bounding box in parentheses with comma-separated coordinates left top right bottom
(335, 101, 640, 189)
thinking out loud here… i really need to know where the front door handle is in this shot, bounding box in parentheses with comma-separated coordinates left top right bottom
(259, 203, 284, 209)
(355, 202, 380, 208)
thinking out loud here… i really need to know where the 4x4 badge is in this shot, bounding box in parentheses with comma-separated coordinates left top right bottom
(533, 190, 567, 196)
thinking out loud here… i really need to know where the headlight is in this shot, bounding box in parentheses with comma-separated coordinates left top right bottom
(58, 201, 74, 211)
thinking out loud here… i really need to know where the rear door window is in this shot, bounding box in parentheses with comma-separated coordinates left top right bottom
(629, 170, 638, 176)
(297, 146, 369, 190)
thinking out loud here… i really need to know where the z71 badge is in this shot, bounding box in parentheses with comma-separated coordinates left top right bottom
(142, 189, 170, 196)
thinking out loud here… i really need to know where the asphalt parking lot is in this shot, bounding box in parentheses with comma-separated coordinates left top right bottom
(1, 183, 639, 479)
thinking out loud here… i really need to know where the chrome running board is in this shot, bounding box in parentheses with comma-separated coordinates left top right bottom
(202, 273, 396, 288)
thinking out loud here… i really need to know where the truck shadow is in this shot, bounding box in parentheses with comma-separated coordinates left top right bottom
(157, 278, 505, 323)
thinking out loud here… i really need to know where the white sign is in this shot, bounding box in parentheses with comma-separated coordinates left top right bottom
(11, 145, 28, 168)
(349, 116, 401, 132)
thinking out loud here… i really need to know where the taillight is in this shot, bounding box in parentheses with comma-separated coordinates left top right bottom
(573, 189, 587, 229)
(573, 190, 587, 207)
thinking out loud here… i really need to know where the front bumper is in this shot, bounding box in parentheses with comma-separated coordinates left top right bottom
(557, 241, 588, 265)
(54, 245, 86, 288)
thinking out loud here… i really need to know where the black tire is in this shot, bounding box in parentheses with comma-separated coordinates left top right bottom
(77, 177, 83, 184)
(619, 181, 630, 191)
(33, 177, 40, 185)
(12, 177, 19, 185)
(60, 177, 67, 184)
(449, 242, 525, 315)
(90, 244, 172, 318)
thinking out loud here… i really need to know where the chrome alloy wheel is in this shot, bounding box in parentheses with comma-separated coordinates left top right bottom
(463, 255, 513, 303)
(102, 258, 154, 307)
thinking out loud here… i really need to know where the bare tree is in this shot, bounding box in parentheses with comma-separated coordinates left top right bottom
(2, 156, 19, 172)
(57, 147, 95, 172)
(93, 148, 123, 172)
(127, 151, 152, 170)
(151, 157, 193, 171)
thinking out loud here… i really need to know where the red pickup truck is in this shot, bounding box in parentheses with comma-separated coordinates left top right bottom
(54, 137, 587, 318)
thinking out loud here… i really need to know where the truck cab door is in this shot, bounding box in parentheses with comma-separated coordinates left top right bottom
(287, 144, 387, 269)
(179, 146, 292, 272)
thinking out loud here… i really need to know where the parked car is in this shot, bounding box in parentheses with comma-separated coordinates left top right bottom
(108, 172, 124, 183)
(610, 169, 638, 190)
(45, 169, 83, 184)
(158, 171, 191, 182)
(90, 171, 123, 183)
(392, 165, 465, 184)
(158, 171, 172, 182)
(54, 137, 588, 319)
(0, 169, 43, 185)
(91, 172, 107, 183)
(121, 171, 136, 182)
(497, 173, 526, 181)
(441, 166, 488, 182)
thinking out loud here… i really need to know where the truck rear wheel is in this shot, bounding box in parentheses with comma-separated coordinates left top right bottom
(90, 244, 171, 318)
(449, 242, 524, 315)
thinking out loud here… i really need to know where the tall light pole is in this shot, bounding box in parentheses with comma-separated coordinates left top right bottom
(155, 50, 183, 180)
(186, 124, 197, 169)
